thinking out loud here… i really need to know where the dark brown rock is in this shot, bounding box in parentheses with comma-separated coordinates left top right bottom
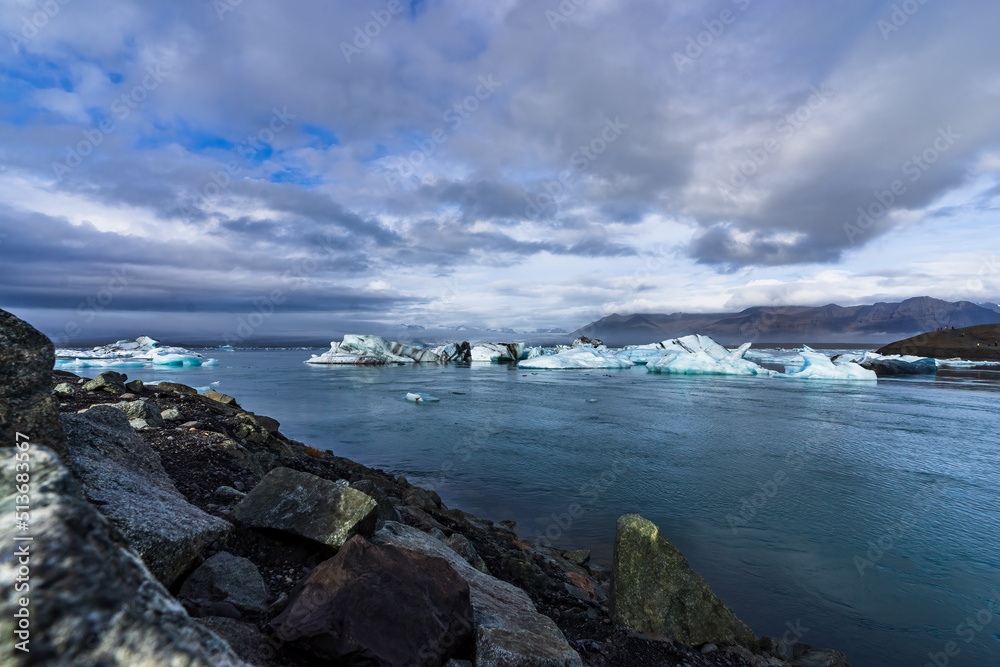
(271, 535, 474, 666)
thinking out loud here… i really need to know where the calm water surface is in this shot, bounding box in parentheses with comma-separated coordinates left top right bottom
(115, 348, 1000, 667)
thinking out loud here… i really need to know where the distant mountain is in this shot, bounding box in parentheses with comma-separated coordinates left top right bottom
(571, 297, 1000, 346)
(976, 302, 1000, 314)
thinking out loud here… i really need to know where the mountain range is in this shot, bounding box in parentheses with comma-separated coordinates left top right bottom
(570, 297, 1000, 346)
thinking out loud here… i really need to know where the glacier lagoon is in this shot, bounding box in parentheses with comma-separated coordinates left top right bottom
(112, 347, 1000, 667)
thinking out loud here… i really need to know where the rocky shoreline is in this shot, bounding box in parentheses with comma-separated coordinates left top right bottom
(1, 310, 849, 666)
(877, 323, 1000, 361)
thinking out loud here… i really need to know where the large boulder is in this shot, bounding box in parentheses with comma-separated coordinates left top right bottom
(82, 370, 128, 395)
(179, 552, 270, 614)
(374, 522, 582, 667)
(271, 535, 474, 665)
(102, 398, 166, 430)
(0, 446, 248, 665)
(0, 309, 65, 456)
(610, 514, 757, 648)
(61, 405, 232, 587)
(231, 467, 378, 549)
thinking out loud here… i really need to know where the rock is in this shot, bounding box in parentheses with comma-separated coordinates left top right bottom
(197, 617, 278, 666)
(563, 549, 591, 566)
(53, 382, 77, 396)
(61, 405, 232, 586)
(404, 486, 443, 510)
(374, 522, 582, 667)
(0, 309, 66, 455)
(232, 467, 378, 549)
(102, 398, 166, 430)
(82, 370, 128, 394)
(445, 661, 474, 667)
(215, 485, 247, 503)
(240, 412, 280, 433)
(125, 378, 144, 393)
(180, 420, 203, 429)
(157, 381, 199, 395)
(271, 535, 474, 666)
(205, 389, 240, 407)
(180, 552, 270, 613)
(446, 533, 491, 574)
(759, 637, 849, 667)
(0, 446, 248, 665)
(351, 478, 403, 527)
(610, 514, 756, 648)
(701, 643, 718, 654)
(161, 407, 185, 422)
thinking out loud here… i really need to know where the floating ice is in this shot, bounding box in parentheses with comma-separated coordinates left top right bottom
(306, 335, 441, 365)
(55, 336, 216, 368)
(778, 346, 877, 380)
(470, 342, 524, 363)
(405, 392, 440, 402)
(517, 347, 634, 369)
(645, 336, 770, 376)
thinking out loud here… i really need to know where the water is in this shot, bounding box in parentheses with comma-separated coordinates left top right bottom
(108, 348, 1000, 666)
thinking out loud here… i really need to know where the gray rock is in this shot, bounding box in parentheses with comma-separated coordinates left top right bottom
(353, 478, 404, 527)
(100, 398, 166, 430)
(232, 467, 378, 549)
(446, 533, 491, 574)
(374, 522, 582, 667)
(403, 486, 443, 510)
(0, 446, 248, 665)
(180, 420, 203, 429)
(53, 382, 77, 396)
(161, 407, 185, 422)
(205, 389, 240, 407)
(156, 381, 199, 395)
(180, 552, 270, 613)
(197, 617, 279, 666)
(215, 485, 248, 503)
(61, 405, 232, 587)
(563, 549, 591, 566)
(82, 370, 128, 395)
(0, 309, 66, 456)
(125, 378, 144, 393)
(610, 514, 756, 648)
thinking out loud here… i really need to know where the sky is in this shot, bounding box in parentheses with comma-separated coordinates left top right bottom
(1, 0, 999, 344)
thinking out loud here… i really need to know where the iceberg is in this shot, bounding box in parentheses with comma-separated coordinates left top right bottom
(428, 341, 473, 363)
(645, 336, 770, 376)
(517, 347, 634, 369)
(306, 335, 443, 365)
(779, 346, 877, 380)
(831, 351, 937, 376)
(470, 342, 524, 363)
(405, 392, 440, 402)
(55, 336, 216, 368)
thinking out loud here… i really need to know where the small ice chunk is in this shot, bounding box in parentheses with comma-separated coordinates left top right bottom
(405, 392, 440, 402)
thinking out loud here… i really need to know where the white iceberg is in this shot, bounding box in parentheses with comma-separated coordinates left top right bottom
(778, 346, 877, 380)
(517, 347, 634, 369)
(614, 347, 669, 365)
(306, 335, 442, 365)
(470, 342, 524, 363)
(55, 336, 216, 368)
(645, 336, 770, 376)
(405, 392, 440, 402)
